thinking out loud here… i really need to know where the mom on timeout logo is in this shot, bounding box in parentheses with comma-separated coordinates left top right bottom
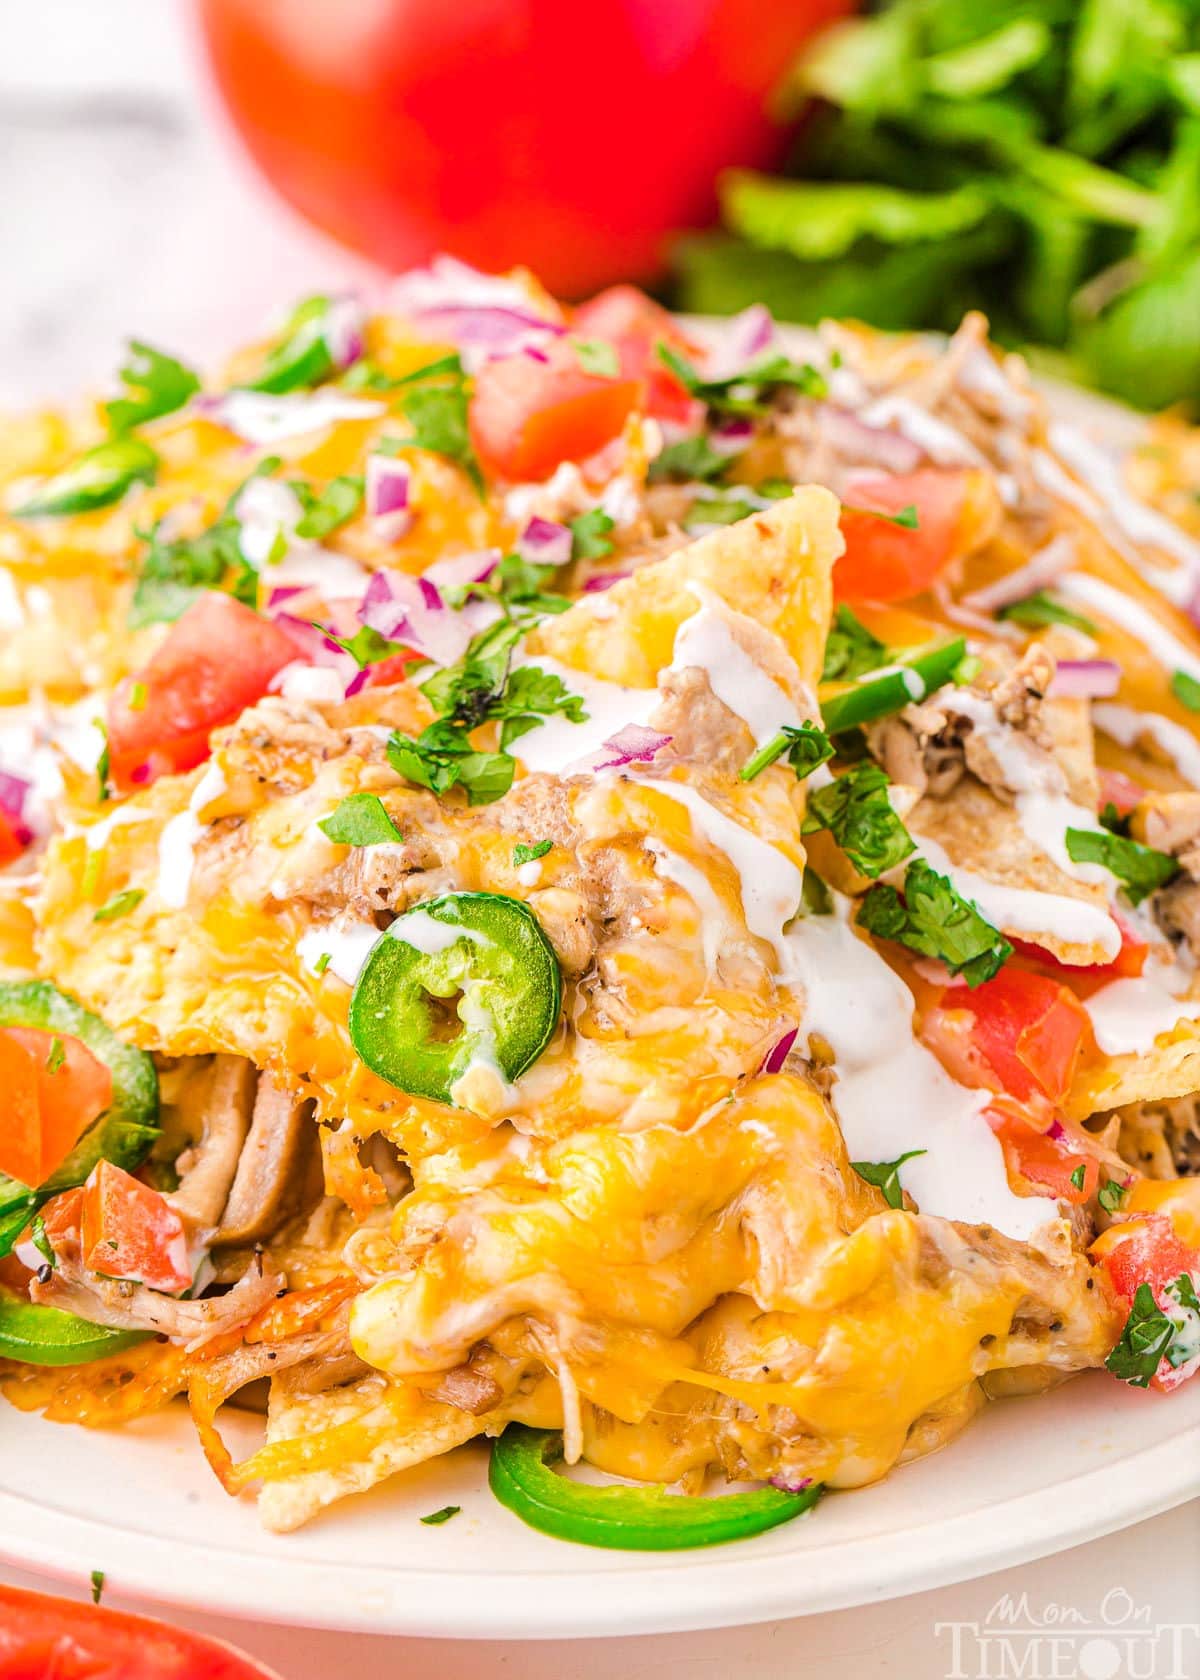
(935, 1586, 1199, 1678)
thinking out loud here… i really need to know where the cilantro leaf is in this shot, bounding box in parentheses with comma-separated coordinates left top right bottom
(387, 727, 515, 806)
(821, 605, 888, 682)
(572, 338, 620, 378)
(682, 480, 791, 530)
(857, 857, 1013, 987)
(1070, 1162, 1087, 1191)
(401, 380, 484, 494)
(741, 721, 834, 782)
(490, 665, 588, 749)
(1104, 1278, 1196, 1388)
(1064, 827, 1179, 905)
(647, 435, 732, 484)
(657, 342, 827, 414)
(488, 553, 572, 617)
(93, 888, 145, 923)
(322, 623, 407, 669)
(801, 762, 915, 878)
(45, 1038, 65, 1073)
(1098, 1178, 1128, 1213)
(851, 1149, 926, 1210)
(1171, 669, 1200, 712)
(291, 474, 364, 541)
(997, 591, 1097, 634)
(104, 341, 200, 433)
(419, 1504, 461, 1526)
(129, 517, 255, 628)
(568, 509, 616, 560)
(318, 793, 402, 847)
(513, 839, 552, 866)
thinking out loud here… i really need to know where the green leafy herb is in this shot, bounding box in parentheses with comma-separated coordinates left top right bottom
(30, 1214, 55, 1269)
(291, 474, 364, 541)
(1171, 669, 1200, 712)
(322, 623, 406, 670)
(572, 337, 620, 378)
(647, 435, 733, 484)
(1105, 1274, 1200, 1387)
(1100, 801, 1131, 836)
(568, 509, 616, 560)
(857, 857, 1013, 986)
(997, 592, 1098, 634)
(851, 1149, 926, 1209)
(314, 952, 332, 976)
(1064, 827, 1179, 905)
(387, 728, 516, 806)
(341, 358, 402, 392)
(802, 762, 915, 878)
(128, 457, 280, 628)
(400, 374, 484, 494)
(95, 725, 110, 805)
(657, 342, 827, 415)
(1069, 1161, 1087, 1190)
(1098, 1178, 1128, 1213)
(93, 888, 145, 923)
(318, 793, 403, 847)
(740, 721, 834, 783)
(889, 503, 919, 529)
(800, 866, 833, 916)
(90, 1570, 105, 1605)
(419, 1504, 462, 1526)
(821, 605, 888, 682)
(44, 1037, 65, 1074)
(104, 342, 200, 433)
(487, 553, 572, 617)
(514, 839, 553, 866)
(682, 480, 791, 531)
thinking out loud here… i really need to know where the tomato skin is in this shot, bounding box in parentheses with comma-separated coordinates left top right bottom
(470, 339, 642, 482)
(929, 969, 1090, 1106)
(835, 468, 997, 603)
(107, 594, 298, 789)
(197, 0, 852, 298)
(0, 1028, 113, 1188)
(0, 809, 26, 868)
(81, 1161, 192, 1294)
(572, 286, 703, 427)
(987, 1107, 1098, 1205)
(0, 1584, 280, 1680)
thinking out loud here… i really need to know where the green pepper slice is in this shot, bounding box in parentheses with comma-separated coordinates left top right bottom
(11, 437, 159, 518)
(820, 637, 967, 735)
(0, 983, 159, 1257)
(489, 1427, 822, 1551)
(349, 892, 562, 1104)
(246, 295, 339, 394)
(0, 1293, 149, 1367)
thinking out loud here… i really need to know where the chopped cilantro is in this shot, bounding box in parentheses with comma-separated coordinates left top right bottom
(572, 337, 620, 378)
(657, 342, 827, 414)
(419, 1504, 462, 1525)
(318, 793, 402, 847)
(387, 728, 516, 806)
(1105, 1274, 1200, 1388)
(314, 952, 332, 976)
(291, 473, 364, 541)
(95, 724, 110, 805)
(997, 591, 1097, 634)
(400, 374, 483, 494)
(1098, 1178, 1128, 1213)
(1064, 827, 1179, 906)
(682, 480, 791, 530)
(647, 435, 732, 484)
(93, 888, 144, 923)
(568, 508, 616, 560)
(821, 605, 888, 683)
(514, 839, 553, 866)
(740, 721, 834, 783)
(802, 762, 915, 878)
(44, 1037, 65, 1073)
(128, 457, 280, 628)
(321, 622, 407, 670)
(857, 857, 1013, 987)
(90, 1570, 105, 1605)
(851, 1150, 927, 1210)
(104, 341, 200, 433)
(30, 1214, 55, 1269)
(1170, 669, 1200, 712)
(1070, 1162, 1087, 1190)
(487, 553, 572, 617)
(1099, 801, 1131, 836)
(341, 358, 402, 392)
(800, 867, 833, 916)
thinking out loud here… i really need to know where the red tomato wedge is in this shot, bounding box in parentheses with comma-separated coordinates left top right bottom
(469, 337, 642, 483)
(0, 809, 27, 868)
(107, 593, 299, 790)
(572, 286, 703, 426)
(1093, 1214, 1200, 1392)
(0, 1583, 281, 1680)
(835, 468, 998, 603)
(933, 969, 1091, 1106)
(987, 1107, 1099, 1205)
(81, 1161, 191, 1293)
(0, 1029, 112, 1189)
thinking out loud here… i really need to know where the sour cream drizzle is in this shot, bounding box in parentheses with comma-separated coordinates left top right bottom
(1093, 703, 1200, 789)
(781, 899, 1056, 1240)
(1084, 959, 1200, 1057)
(1057, 573, 1200, 686)
(645, 837, 732, 974)
(509, 658, 658, 776)
(155, 762, 227, 909)
(666, 588, 805, 747)
(297, 918, 382, 985)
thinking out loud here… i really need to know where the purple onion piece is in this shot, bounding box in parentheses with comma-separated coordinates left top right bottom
(706, 415, 755, 458)
(582, 569, 630, 593)
(591, 725, 672, 770)
(366, 453, 411, 520)
(517, 516, 573, 568)
(424, 549, 501, 592)
(760, 1027, 799, 1076)
(704, 304, 775, 383)
(358, 566, 486, 667)
(768, 1474, 813, 1494)
(961, 536, 1074, 614)
(1047, 659, 1121, 699)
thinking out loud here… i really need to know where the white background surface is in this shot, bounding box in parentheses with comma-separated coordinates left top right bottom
(0, 5, 1196, 1675)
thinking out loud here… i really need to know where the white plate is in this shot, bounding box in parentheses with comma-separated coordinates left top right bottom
(4, 367, 1195, 1639)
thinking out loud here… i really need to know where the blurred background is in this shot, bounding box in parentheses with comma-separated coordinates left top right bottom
(4, 0, 1198, 412)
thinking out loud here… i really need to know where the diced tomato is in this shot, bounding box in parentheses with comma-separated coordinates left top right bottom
(81, 1160, 191, 1293)
(929, 969, 1091, 1106)
(0, 1029, 112, 1189)
(834, 467, 998, 603)
(573, 285, 703, 427)
(0, 809, 27, 868)
(365, 650, 424, 689)
(0, 1583, 280, 1679)
(1097, 766, 1144, 818)
(107, 592, 299, 789)
(987, 1106, 1099, 1205)
(37, 1187, 83, 1251)
(1010, 919, 1148, 983)
(1093, 1214, 1200, 1392)
(469, 336, 642, 482)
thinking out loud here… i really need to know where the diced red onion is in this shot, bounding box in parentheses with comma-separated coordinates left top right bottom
(323, 294, 366, 372)
(366, 454, 411, 520)
(706, 416, 755, 458)
(814, 404, 923, 475)
(517, 517, 573, 568)
(359, 567, 498, 668)
(1047, 1119, 1066, 1141)
(343, 666, 372, 699)
(582, 570, 630, 593)
(265, 584, 307, 610)
(589, 725, 672, 770)
(424, 549, 501, 592)
(768, 1474, 813, 1494)
(271, 615, 353, 668)
(961, 536, 1075, 615)
(521, 345, 550, 364)
(1048, 659, 1121, 699)
(416, 305, 565, 357)
(760, 1027, 798, 1075)
(0, 771, 33, 846)
(704, 304, 775, 383)
(389, 258, 565, 368)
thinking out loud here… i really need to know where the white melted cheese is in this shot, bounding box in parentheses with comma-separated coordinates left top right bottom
(667, 587, 805, 747)
(155, 762, 227, 909)
(780, 900, 1056, 1241)
(509, 657, 658, 776)
(208, 390, 385, 447)
(1093, 703, 1200, 790)
(297, 918, 382, 985)
(645, 837, 732, 974)
(913, 831, 1122, 959)
(1058, 573, 1200, 686)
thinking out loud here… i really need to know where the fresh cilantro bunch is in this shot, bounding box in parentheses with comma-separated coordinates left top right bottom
(674, 0, 1200, 409)
(857, 857, 1013, 987)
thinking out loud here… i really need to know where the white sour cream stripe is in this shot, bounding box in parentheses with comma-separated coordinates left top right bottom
(1084, 962, 1200, 1057)
(297, 919, 382, 985)
(1057, 573, 1200, 686)
(666, 588, 805, 747)
(1093, 703, 1200, 790)
(155, 762, 228, 909)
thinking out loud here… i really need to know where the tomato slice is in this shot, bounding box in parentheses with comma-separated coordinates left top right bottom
(81, 1160, 191, 1293)
(0, 1027, 113, 1189)
(0, 809, 27, 868)
(0, 1583, 280, 1679)
(931, 969, 1090, 1106)
(572, 286, 703, 427)
(469, 337, 642, 482)
(987, 1106, 1099, 1205)
(107, 593, 299, 789)
(835, 468, 997, 603)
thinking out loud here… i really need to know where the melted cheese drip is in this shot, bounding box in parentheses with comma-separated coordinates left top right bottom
(781, 901, 1055, 1240)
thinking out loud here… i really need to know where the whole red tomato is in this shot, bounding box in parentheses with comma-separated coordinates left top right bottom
(196, 0, 852, 296)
